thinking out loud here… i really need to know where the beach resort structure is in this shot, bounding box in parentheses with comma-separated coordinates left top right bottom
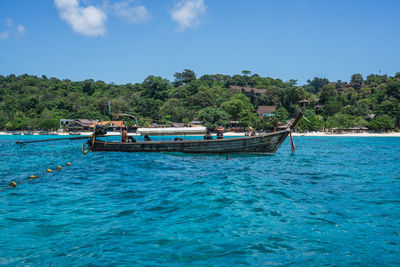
(229, 85, 267, 99)
(89, 121, 127, 132)
(328, 127, 369, 134)
(257, 106, 276, 118)
(65, 119, 98, 131)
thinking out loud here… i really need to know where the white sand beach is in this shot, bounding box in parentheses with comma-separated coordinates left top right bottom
(1, 131, 399, 137)
(291, 132, 400, 137)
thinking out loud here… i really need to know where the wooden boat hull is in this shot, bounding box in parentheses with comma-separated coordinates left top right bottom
(88, 130, 290, 154)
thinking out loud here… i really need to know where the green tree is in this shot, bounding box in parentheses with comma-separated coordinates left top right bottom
(351, 73, 363, 90)
(12, 111, 29, 129)
(274, 107, 289, 122)
(82, 80, 97, 96)
(39, 118, 58, 130)
(1, 71, 400, 132)
(72, 105, 103, 120)
(0, 111, 8, 129)
(190, 89, 217, 109)
(320, 84, 338, 103)
(260, 117, 279, 130)
(386, 80, 400, 100)
(141, 76, 171, 100)
(132, 98, 163, 119)
(297, 115, 324, 132)
(240, 112, 261, 128)
(160, 98, 192, 122)
(173, 69, 196, 87)
(324, 99, 342, 116)
(325, 114, 362, 129)
(221, 94, 253, 120)
(198, 107, 230, 129)
(306, 77, 330, 93)
(345, 99, 369, 117)
(368, 115, 395, 131)
(282, 86, 307, 113)
(376, 98, 400, 126)
(168, 86, 189, 99)
(258, 86, 282, 106)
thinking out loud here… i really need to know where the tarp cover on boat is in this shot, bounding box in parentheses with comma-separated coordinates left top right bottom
(137, 127, 207, 136)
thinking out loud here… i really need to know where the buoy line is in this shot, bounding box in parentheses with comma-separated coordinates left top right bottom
(2, 142, 90, 192)
(0, 162, 72, 192)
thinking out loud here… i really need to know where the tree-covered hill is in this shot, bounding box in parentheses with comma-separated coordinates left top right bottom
(0, 70, 399, 131)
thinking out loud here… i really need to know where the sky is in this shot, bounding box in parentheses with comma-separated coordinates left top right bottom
(0, 0, 399, 85)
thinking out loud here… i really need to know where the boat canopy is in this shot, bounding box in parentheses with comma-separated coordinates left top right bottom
(137, 127, 207, 136)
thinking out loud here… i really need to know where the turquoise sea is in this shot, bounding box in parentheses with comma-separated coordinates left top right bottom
(0, 136, 399, 266)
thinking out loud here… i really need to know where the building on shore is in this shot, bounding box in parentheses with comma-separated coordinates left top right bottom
(189, 118, 202, 127)
(329, 127, 369, 133)
(59, 119, 74, 130)
(298, 99, 310, 108)
(228, 120, 247, 132)
(90, 121, 127, 132)
(66, 119, 98, 132)
(257, 106, 276, 118)
(229, 85, 267, 99)
(315, 104, 324, 113)
(172, 123, 185, 128)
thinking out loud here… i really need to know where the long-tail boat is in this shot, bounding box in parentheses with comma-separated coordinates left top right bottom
(87, 112, 302, 154)
(16, 113, 302, 155)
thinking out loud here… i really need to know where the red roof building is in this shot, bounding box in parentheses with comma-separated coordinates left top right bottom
(257, 106, 276, 117)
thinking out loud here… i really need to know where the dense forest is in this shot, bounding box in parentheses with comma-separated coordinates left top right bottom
(0, 70, 399, 132)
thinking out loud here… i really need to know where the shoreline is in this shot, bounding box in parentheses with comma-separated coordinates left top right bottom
(1, 131, 400, 137)
(291, 132, 400, 137)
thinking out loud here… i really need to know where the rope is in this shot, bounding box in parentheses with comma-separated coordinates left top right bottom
(2, 141, 86, 192)
(81, 143, 89, 154)
(289, 131, 295, 153)
(0, 162, 73, 192)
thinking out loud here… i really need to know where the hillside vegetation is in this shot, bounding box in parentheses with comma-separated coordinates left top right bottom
(0, 70, 399, 131)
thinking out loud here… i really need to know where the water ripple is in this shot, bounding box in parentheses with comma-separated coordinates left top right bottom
(0, 136, 400, 265)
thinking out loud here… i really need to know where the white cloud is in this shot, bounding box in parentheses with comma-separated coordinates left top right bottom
(5, 18, 13, 27)
(0, 18, 25, 40)
(54, 0, 107, 37)
(170, 0, 206, 31)
(0, 31, 9, 40)
(16, 25, 25, 37)
(113, 1, 151, 23)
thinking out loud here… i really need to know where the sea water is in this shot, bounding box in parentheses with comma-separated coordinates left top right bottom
(0, 136, 399, 265)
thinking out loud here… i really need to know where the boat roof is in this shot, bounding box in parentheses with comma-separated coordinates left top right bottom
(137, 127, 207, 135)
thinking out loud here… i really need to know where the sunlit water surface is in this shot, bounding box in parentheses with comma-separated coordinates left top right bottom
(1, 136, 399, 265)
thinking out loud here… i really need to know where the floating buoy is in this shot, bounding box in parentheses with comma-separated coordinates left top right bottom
(82, 143, 89, 154)
(50, 145, 54, 148)
(2, 160, 75, 191)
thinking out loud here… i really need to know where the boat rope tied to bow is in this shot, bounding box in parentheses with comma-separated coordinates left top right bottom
(289, 131, 295, 153)
(288, 112, 302, 153)
(81, 143, 89, 154)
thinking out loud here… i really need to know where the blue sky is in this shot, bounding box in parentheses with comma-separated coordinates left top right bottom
(1, 0, 399, 85)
